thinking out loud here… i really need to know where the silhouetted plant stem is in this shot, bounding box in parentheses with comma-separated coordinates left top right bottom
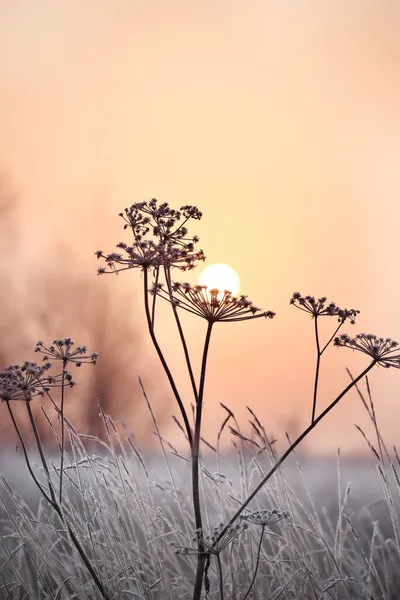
(63, 522, 111, 600)
(320, 322, 343, 355)
(242, 525, 265, 600)
(25, 401, 58, 503)
(151, 266, 160, 327)
(143, 268, 194, 448)
(215, 552, 225, 600)
(7, 400, 111, 600)
(59, 359, 67, 503)
(5, 400, 54, 505)
(311, 316, 321, 424)
(164, 265, 199, 404)
(192, 321, 213, 600)
(312, 318, 345, 424)
(212, 361, 376, 549)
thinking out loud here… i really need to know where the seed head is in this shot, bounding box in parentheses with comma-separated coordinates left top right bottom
(97, 199, 205, 274)
(334, 333, 400, 368)
(0, 362, 75, 402)
(290, 293, 359, 324)
(242, 508, 290, 527)
(35, 339, 98, 367)
(175, 521, 247, 556)
(153, 282, 275, 324)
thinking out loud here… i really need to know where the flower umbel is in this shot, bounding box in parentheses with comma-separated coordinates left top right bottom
(242, 508, 290, 527)
(35, 339, 98, 367)
(96, 199, 205, 274)
(0, 362, 75, 402)
(175, 522, 247, 556)
(290, 293, 359, 324)
(153, 282, 275, 323)
(120, 199, 202, 247)
(334, 334, 400, 368)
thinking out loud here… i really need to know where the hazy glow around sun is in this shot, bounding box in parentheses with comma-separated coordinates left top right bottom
(198, 263, 240, 296)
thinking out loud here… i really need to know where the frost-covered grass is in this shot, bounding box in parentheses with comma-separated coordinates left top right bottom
(1, 409, 400, 600)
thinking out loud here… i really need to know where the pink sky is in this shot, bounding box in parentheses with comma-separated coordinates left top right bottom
(1, 1, 400, 453)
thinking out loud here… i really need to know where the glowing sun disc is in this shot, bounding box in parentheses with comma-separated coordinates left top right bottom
(198, 263, 240, 296)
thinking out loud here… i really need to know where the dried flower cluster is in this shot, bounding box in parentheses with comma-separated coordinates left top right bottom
(242, 508, 290, 527)
(0, 339, 98, 403)
(96, 199, 205, 274)
(334, 333, 400, 368)
(35, 339, 98, 367)
(153, 282, 275, 323)
(176, 522, 247, 556)
(0, 362, 74, 402)
(290, 293, 359, 324)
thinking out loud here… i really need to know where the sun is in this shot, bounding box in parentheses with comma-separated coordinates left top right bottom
(198, 263, 240, 296)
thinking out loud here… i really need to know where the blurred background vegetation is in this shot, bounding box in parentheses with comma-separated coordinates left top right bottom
(0, 175, 166, 447)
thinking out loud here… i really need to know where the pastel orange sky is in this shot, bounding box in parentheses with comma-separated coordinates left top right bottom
(1, 1, 400, 454)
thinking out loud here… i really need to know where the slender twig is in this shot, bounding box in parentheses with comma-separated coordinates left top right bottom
(312, 319, 345, 423)
(320, 322, 343, 355)
(242, 525, 265, 600)
(143, 268, 193, 448)
(215, 552, 225, 600)
(192, 321, 213, 600)
(312, 320, 345, 424)
(311, 316, 321, 424)
(25, 401, 58, 504)
(64, 522, 111, 600)
(151, 266, 160, 328)
(8, 403, 111, 600)
(164, 265, 199, 404)
(59, 359, 67, 503)
(212, 361, 376, 549)
(5, 401, 54, 506)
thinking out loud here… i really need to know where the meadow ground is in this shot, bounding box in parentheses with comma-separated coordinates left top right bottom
(0, 437, 399, 600)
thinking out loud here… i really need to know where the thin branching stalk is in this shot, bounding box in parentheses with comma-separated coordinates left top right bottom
(311, 316, 321, 424)
(5, 400, 54, 506)
(311, 318, 344, 424)
(151, 265, 160, 327)
(192, 321, 214, 600)
(7, 402, 112, 600)
(164, 265, 199, 403)
(138, 376, 191, 539)
(143, 268, 194, 448)
(215, 552, 225, 600)
(320, 322, 343, 355)
(25, 401, 57, 504)
(242, 525, 265, 600)
(59, 359, 67, 504)
(212, 361, 376, 549)
(63, 521, 112, 600)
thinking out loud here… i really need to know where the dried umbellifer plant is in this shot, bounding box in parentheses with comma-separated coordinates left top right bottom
(95, 199, 400, 600)
(2, 198, 400, 600)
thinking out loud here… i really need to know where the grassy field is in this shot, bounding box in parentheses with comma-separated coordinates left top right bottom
(0, 423, 399, 600)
